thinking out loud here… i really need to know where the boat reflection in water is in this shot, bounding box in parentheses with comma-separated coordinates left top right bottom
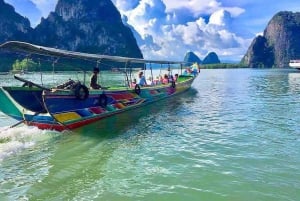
(288, 72, 300, 93)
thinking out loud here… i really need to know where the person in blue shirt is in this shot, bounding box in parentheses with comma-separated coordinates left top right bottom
(137, 71, 147, 86)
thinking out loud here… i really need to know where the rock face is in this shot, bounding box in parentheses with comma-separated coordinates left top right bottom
(184, 51, 221, 65)
(0, 0, 32, 43)
(184, 52, 202, 64)
(0, 0, 33, 71)
(202, 52, 221, 64)
(242, 11, 300, 68)
(31, 0, 142, 58)
(0, 0, 143, 67)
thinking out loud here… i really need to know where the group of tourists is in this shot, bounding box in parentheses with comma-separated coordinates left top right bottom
(131, 71, 179, 88)
(89, 62, 200, 89)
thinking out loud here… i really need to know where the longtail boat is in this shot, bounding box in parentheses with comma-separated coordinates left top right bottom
(289, 60, 300, 70)
(0, 41, 199, 131)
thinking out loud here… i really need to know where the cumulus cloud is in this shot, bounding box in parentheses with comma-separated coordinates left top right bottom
(8, 0, 251, 61)
(209, 9, 231, 27)
(30, 0, 57, 17)
(112, 0, 249, 61)
(113, 0, 140, 11)
(114, 0, 167, 37)
(9, 0, 300, 62)
(162, 0, 221, 16)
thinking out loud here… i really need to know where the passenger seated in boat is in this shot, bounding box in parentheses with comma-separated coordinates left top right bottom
(131, 78, 137, 88)
(174, 74, 179, 82)
(191, 65, 199, 76)
(90, 67, 101, 89)
(162, 74, 169, 84)
(183, 67, 193, 76)
(148, 76, 155, 86)
(138, 71, 147, 86)
(153, 76, 161, 85)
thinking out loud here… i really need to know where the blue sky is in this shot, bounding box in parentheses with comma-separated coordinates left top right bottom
(4, 0, 300, 62)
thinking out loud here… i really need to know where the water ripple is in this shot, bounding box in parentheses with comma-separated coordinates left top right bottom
(1, 69, 300, 200)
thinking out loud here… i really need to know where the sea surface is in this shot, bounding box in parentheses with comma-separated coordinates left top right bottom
(0, 68, 300, 201)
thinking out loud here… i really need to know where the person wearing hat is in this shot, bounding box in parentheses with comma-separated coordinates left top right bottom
(90, 67, 101, 89)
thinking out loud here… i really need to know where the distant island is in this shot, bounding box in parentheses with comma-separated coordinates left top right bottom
(185, 11, 300, 69)
(241, 11, 300, 68)
(183, 51, 247, 69)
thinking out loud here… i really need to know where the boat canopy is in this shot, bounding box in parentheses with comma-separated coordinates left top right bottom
(0, 41, 184, 65)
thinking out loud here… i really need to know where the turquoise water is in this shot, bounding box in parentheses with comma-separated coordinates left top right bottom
(0, 69, 300, 201)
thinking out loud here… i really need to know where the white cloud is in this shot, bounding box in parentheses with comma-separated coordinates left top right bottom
(209, 9, 231, 26)
(161, 0, 244, 18)
(118, 0, 166, 38)
(111, 0, 250, 61)
(162, 0, 221, 16)
(112, 0, 140, 11)
(30, 0, 57, 17)
(7, 0, 252, 61)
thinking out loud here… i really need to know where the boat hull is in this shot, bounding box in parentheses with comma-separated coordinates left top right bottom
(39, 76, 195, 131)
(0, 87, 23, 120)
(289, 60, 300, 70)
(1, 76, 196, 131)
(0, 41, 199, 131)
(2, 86, 46, 113)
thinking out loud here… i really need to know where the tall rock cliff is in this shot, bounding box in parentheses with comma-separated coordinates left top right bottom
(31, 0, 142, 58)
(0, 0, 32, 43)
(202, 52, 221, 64)
(184, 52, 202, 65)
(0, 0, 33, 71)
(241, 11, 300, 68)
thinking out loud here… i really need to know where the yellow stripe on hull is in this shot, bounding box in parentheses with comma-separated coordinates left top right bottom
(54, 112, 81, 122)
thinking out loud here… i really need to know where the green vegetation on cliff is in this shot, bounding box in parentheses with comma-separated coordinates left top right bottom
(201, 63, 248, 69)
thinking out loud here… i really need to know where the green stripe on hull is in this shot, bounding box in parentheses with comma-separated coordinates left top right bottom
(0, 87, 23, 120)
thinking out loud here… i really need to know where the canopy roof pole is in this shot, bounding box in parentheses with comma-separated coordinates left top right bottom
(180, 63, 183, 75)
(124, 61, 130, 87)
(150, 63, 153, 84)
(51, 58, 59, 85)
(96, 60, 101, 86)
(129, 62, 133, 86)
(168, 63, 171, 77)
(159, 63, 162, 78)
(143, 63, 147, 75)
(39, 58, 43, 85)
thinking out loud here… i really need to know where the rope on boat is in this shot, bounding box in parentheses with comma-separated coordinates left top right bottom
(0, 120, 25, 134)
(9, 120, 24, 128)
(0, 120, 24, 133)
